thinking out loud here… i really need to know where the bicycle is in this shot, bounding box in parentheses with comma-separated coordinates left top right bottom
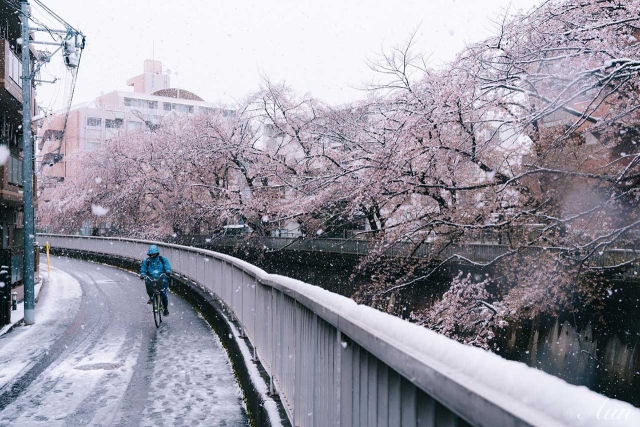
(143, 274, 167, 328)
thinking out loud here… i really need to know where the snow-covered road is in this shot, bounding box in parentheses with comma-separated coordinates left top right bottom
(0, 257, 248, 427)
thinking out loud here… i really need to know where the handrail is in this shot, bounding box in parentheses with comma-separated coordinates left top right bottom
(42, 234, 640, 427)
(181, 235, 639, 279)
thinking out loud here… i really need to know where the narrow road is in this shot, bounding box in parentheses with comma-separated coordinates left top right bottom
(0, 257, 248, 427)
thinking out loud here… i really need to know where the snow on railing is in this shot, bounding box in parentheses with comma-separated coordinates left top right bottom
(42, 234, 640, 427)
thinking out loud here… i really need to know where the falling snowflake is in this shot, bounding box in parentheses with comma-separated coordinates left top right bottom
(0, 145, 9, 166)
(91, 204, 109, 216)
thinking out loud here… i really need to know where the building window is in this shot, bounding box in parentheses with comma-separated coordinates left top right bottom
(173, 104, 191, 113)
(42, 129, 64, 141)
(8, 153, 22, 185)
(8, 50, 22, 88)
(164, 103, 172, 111)
(87, 117, 102, 127)
(86, 140, 101, 151)
(125, 97, 155, 109)
(124, 97, 143, 108)
(105, 118, 123, 129)
(200, 106, 217, 114)
(128, 121, 143, 131)
(484, 129, 495, 142)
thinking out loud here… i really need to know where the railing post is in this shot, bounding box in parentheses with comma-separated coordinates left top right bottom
(335, 330, 342, 427)
(269, 287, 278, 397)
(239, 268, 246, 338)
(294, 301, 303, 426)
(269, 373, 277, 396)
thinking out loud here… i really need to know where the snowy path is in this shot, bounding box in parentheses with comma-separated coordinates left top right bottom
(0, 257, 248, 427)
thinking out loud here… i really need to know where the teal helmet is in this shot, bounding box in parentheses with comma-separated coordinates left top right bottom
(147, 245, 160, 256)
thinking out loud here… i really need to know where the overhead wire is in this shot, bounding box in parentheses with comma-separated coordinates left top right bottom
(5, 0, 59, 41)
(32, 0, 80, 34)
(41, 64, 63, 113)
(26, 2, 71, 113)
(8, 0, 87, 163)
(51, 46, 82, 159)
(30, 4, 62, 42)
(61, 49, 81, 130)
(1, 1, 85, 174)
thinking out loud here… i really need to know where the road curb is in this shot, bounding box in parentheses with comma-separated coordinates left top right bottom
(0, 275, 46, 338)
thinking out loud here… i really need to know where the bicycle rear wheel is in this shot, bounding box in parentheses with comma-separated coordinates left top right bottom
(153, 292, 162, 327)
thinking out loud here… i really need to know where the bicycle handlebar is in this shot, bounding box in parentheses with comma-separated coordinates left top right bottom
(140, 273, 169, 280)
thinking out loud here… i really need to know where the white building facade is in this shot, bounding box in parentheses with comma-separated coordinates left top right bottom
(38, 59, 233, 181)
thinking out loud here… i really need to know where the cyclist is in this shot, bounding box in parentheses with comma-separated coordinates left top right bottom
(139, 245, 172, 316)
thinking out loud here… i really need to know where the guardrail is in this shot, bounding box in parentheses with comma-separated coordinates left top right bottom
(42, 234, 640, 427)
(179, 235, 640, 281)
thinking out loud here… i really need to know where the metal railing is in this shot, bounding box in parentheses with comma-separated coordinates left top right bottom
(181, 234, 639, 280)
(42, 234, 639, 427)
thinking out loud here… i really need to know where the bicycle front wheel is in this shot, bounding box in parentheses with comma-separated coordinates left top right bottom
(153, 293, 162, 327)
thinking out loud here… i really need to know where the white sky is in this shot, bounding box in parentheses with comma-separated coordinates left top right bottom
(33, 0, 541, 111)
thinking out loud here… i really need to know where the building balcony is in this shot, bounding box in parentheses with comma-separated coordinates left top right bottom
(0, 39, 37, 118)
(0, 152, 36, 206)
(0, 152, 23, 205)
(0, 39, 23, 106)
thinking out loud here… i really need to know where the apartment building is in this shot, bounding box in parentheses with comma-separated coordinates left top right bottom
(38, 59, 233, 182)
(0, 0, 39, 325)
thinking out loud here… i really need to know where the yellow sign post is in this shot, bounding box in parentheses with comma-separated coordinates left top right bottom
(45, 242, 51, 280)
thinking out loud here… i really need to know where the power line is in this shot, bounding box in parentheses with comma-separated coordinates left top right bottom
(32, 0, 81, 35)
(54, 47, 83, 157)
(5, 0, 58, 39)
(30, 4, 62, 42)
(8, 0, 86, 143)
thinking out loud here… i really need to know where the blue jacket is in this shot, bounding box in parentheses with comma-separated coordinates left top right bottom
(140, 256, 172, 284)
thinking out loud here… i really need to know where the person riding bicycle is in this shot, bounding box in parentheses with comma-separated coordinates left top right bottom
(140, 245, 172, 316)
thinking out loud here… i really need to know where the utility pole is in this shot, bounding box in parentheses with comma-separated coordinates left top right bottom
(17, 1, 84, 325)
(21, 0, 35, 325)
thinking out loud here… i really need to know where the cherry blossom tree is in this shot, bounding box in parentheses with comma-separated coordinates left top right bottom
(38, 0, 640, 349)
(355, 0, 640, 346)
(411, 273, 508, 350)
